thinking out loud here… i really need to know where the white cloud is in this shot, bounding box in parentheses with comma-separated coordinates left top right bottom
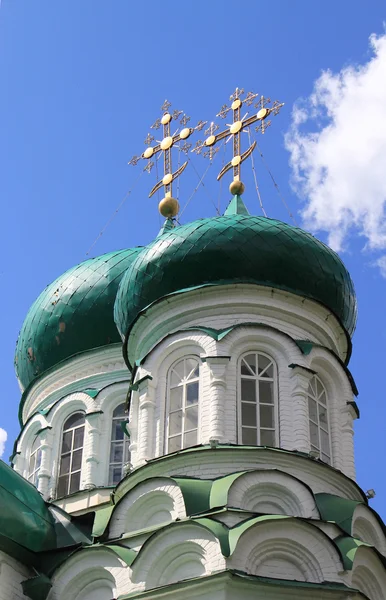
(285, 31, 386, 268)
(0, 428, 7, 458)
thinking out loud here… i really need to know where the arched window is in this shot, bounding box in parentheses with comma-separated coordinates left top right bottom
(109, 403, 130, 485)
(28, 435, 42, 488)
(166, 357, 200, 453)
(57, 412, 85, 497)
(238, 352, 278, 446)
(307, 375, 331, 464)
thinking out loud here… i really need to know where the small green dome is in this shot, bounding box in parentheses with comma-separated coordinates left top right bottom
(114, 209, 357, 349)
(15, 247, 142, 390)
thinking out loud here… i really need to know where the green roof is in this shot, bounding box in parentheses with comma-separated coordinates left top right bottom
(15, 248, 142, 390)
(114, 211, 357, 354)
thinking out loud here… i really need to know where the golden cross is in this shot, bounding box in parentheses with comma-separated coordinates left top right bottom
(192, 87, 283, 193)
(129, 100, 206, 216)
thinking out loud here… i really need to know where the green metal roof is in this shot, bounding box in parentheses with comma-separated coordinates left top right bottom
(114, 209, 357, 349)
(15, 248, 142, 390)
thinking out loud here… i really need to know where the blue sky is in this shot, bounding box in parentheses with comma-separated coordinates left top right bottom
(1, 1, 386, 516)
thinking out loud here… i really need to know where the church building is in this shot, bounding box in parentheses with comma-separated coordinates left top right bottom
(1, 90, 385, 600)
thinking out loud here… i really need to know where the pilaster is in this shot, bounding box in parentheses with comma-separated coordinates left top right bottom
(83, 412, 102, 488)
(289, 365, 314, 454)
(138, 380, 156, 464)
(204, 356, 230, 444)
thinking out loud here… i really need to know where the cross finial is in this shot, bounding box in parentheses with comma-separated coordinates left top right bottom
(128, 100, 206, 218)
(192, 87, 284, 196)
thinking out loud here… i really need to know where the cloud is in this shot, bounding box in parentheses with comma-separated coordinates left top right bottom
(285, 31, 386, 267)
(0, 428, 7, 458)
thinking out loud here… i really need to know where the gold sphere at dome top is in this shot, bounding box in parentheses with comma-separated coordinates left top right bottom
(159, 196, 180, 218)
(229, 179, 245, 196)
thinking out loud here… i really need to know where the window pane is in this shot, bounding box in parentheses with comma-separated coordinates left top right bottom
(109, 466, 123, 486)
(319, 391, 327, 406)
(242, 354, 256, 375)
(258, 354, 273, 377)
(310, 421, 319, 448)
(185, 406, 198, 430)
(260, 429, 275, 446)
(242, 427, 257, 445)
(36, 449, 42, 470)
(241, 402, 257, 427)
(73, 426, 84, 449)
(241, 379, 256, 402)
(64, 413, 84, 430)
(113, 422, 124, 441)
(187, 382, 199, 405)
(170, 386, 183, 411)
(169, 411, 182, 436)
(59, 453, 71, 476)
(308, 398, 317, 422)
(62, 431, 72, 454)
(57, 475, 68, 497)
(29, 454, 35, 474)
(113, 403, 126, 418)
(184, 430, 197, 448)
(308, 379, 316, 397)
(260, 405, 274, 428)
(316, 378, 324, 398)
(259, 381, 273, 404)
(186, 358, 199, 379)
(171, 361, 184, 384)
(320, 429, 330, 456)
(319, 405, 328, 429)
(110, 442, 123, 464)
(71, 449, 83, 472)
(31, 436, 40, 452)
(69, 471, 81, 494)
(168, 436, 182, 453)
(321, 453, 331, 465)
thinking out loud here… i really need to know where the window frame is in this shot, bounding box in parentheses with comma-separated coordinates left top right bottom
(56, 411, 85, 498)
(108, 402, 131, 486)
(165, 355, 201, 454)
(307, 374, 332, 464)
(27, 434, 42, 488)
(237, 351, 279, 447)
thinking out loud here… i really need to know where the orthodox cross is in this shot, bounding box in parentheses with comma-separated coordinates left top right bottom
(192, 87, 283, 193)
(129, 99, 206, 216)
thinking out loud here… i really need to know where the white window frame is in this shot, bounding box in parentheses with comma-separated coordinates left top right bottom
(307, 374, 332, 464)
(237, 351, 279, 446)
(56, 412, 85, 498)
(165, 355, 201, 453)
(27, 435, 42, 488)
(108, 402, 130, 486)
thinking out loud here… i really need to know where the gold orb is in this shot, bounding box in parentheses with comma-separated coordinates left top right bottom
(159, 196, 179, 218)
(229, 180, 245, 196)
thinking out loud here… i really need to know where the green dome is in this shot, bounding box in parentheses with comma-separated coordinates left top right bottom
(114, 208, 357, 351)
(15, 247, 142, 390)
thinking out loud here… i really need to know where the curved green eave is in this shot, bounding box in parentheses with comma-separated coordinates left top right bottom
(114, 214, 357, 348)
(0, 460, 56, 556)
(15, 247, 142, 390)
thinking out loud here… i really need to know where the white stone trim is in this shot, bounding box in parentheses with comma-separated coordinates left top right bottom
(352, 505, 386, 556)
(351, 545, 386, 600)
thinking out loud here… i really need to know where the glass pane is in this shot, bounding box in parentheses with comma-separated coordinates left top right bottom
(31, 436, 40, 452)
(260, 429, 275, 446)
(110, 466, 122, 485)
(64, 413, 84, 430)
(62, 431, 72, 454)
(168, 435, 182, 453)
(185, 406, 198, 430)
(169, 411, 182, 436)
(170, 386, 183, 411)
(259, 381, 274, 404)
(260, 405, 274, 428)
(308, 378, 316, 398)
(29, 454, 35, 474)
(258, 355, 273, 377)
(73, 426, 84, 449)
(69, 471, 81, 494)
(113, 403, 126, 418)
(241, 402, 257, 427)
(241, 379, 256, 402)
(113, 422, 124, 441)
(124, 440, 131, 462)
(71, 449, 83, 472)
(319, 405, 328, 429)
(57, 475, 68, 497)
(242, 427, 257, 445)
(320, 429, 330, 456)
(319, 391, 327, 406)
(59, 453, 71, 475)
(171, 361, 184, 384)
(36, 448, 42, 469)
(321, 453, 331, 465)
(184, 430, 197, 448)
(186, 358, 199, 379)
(186, 381, 199, 405)
(308, 398, 317, 422)
(310, 421, 319, 448)
(316, 378, 324, 398)
(110, 442, 123, 464)
(243, 354, 256, 374)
